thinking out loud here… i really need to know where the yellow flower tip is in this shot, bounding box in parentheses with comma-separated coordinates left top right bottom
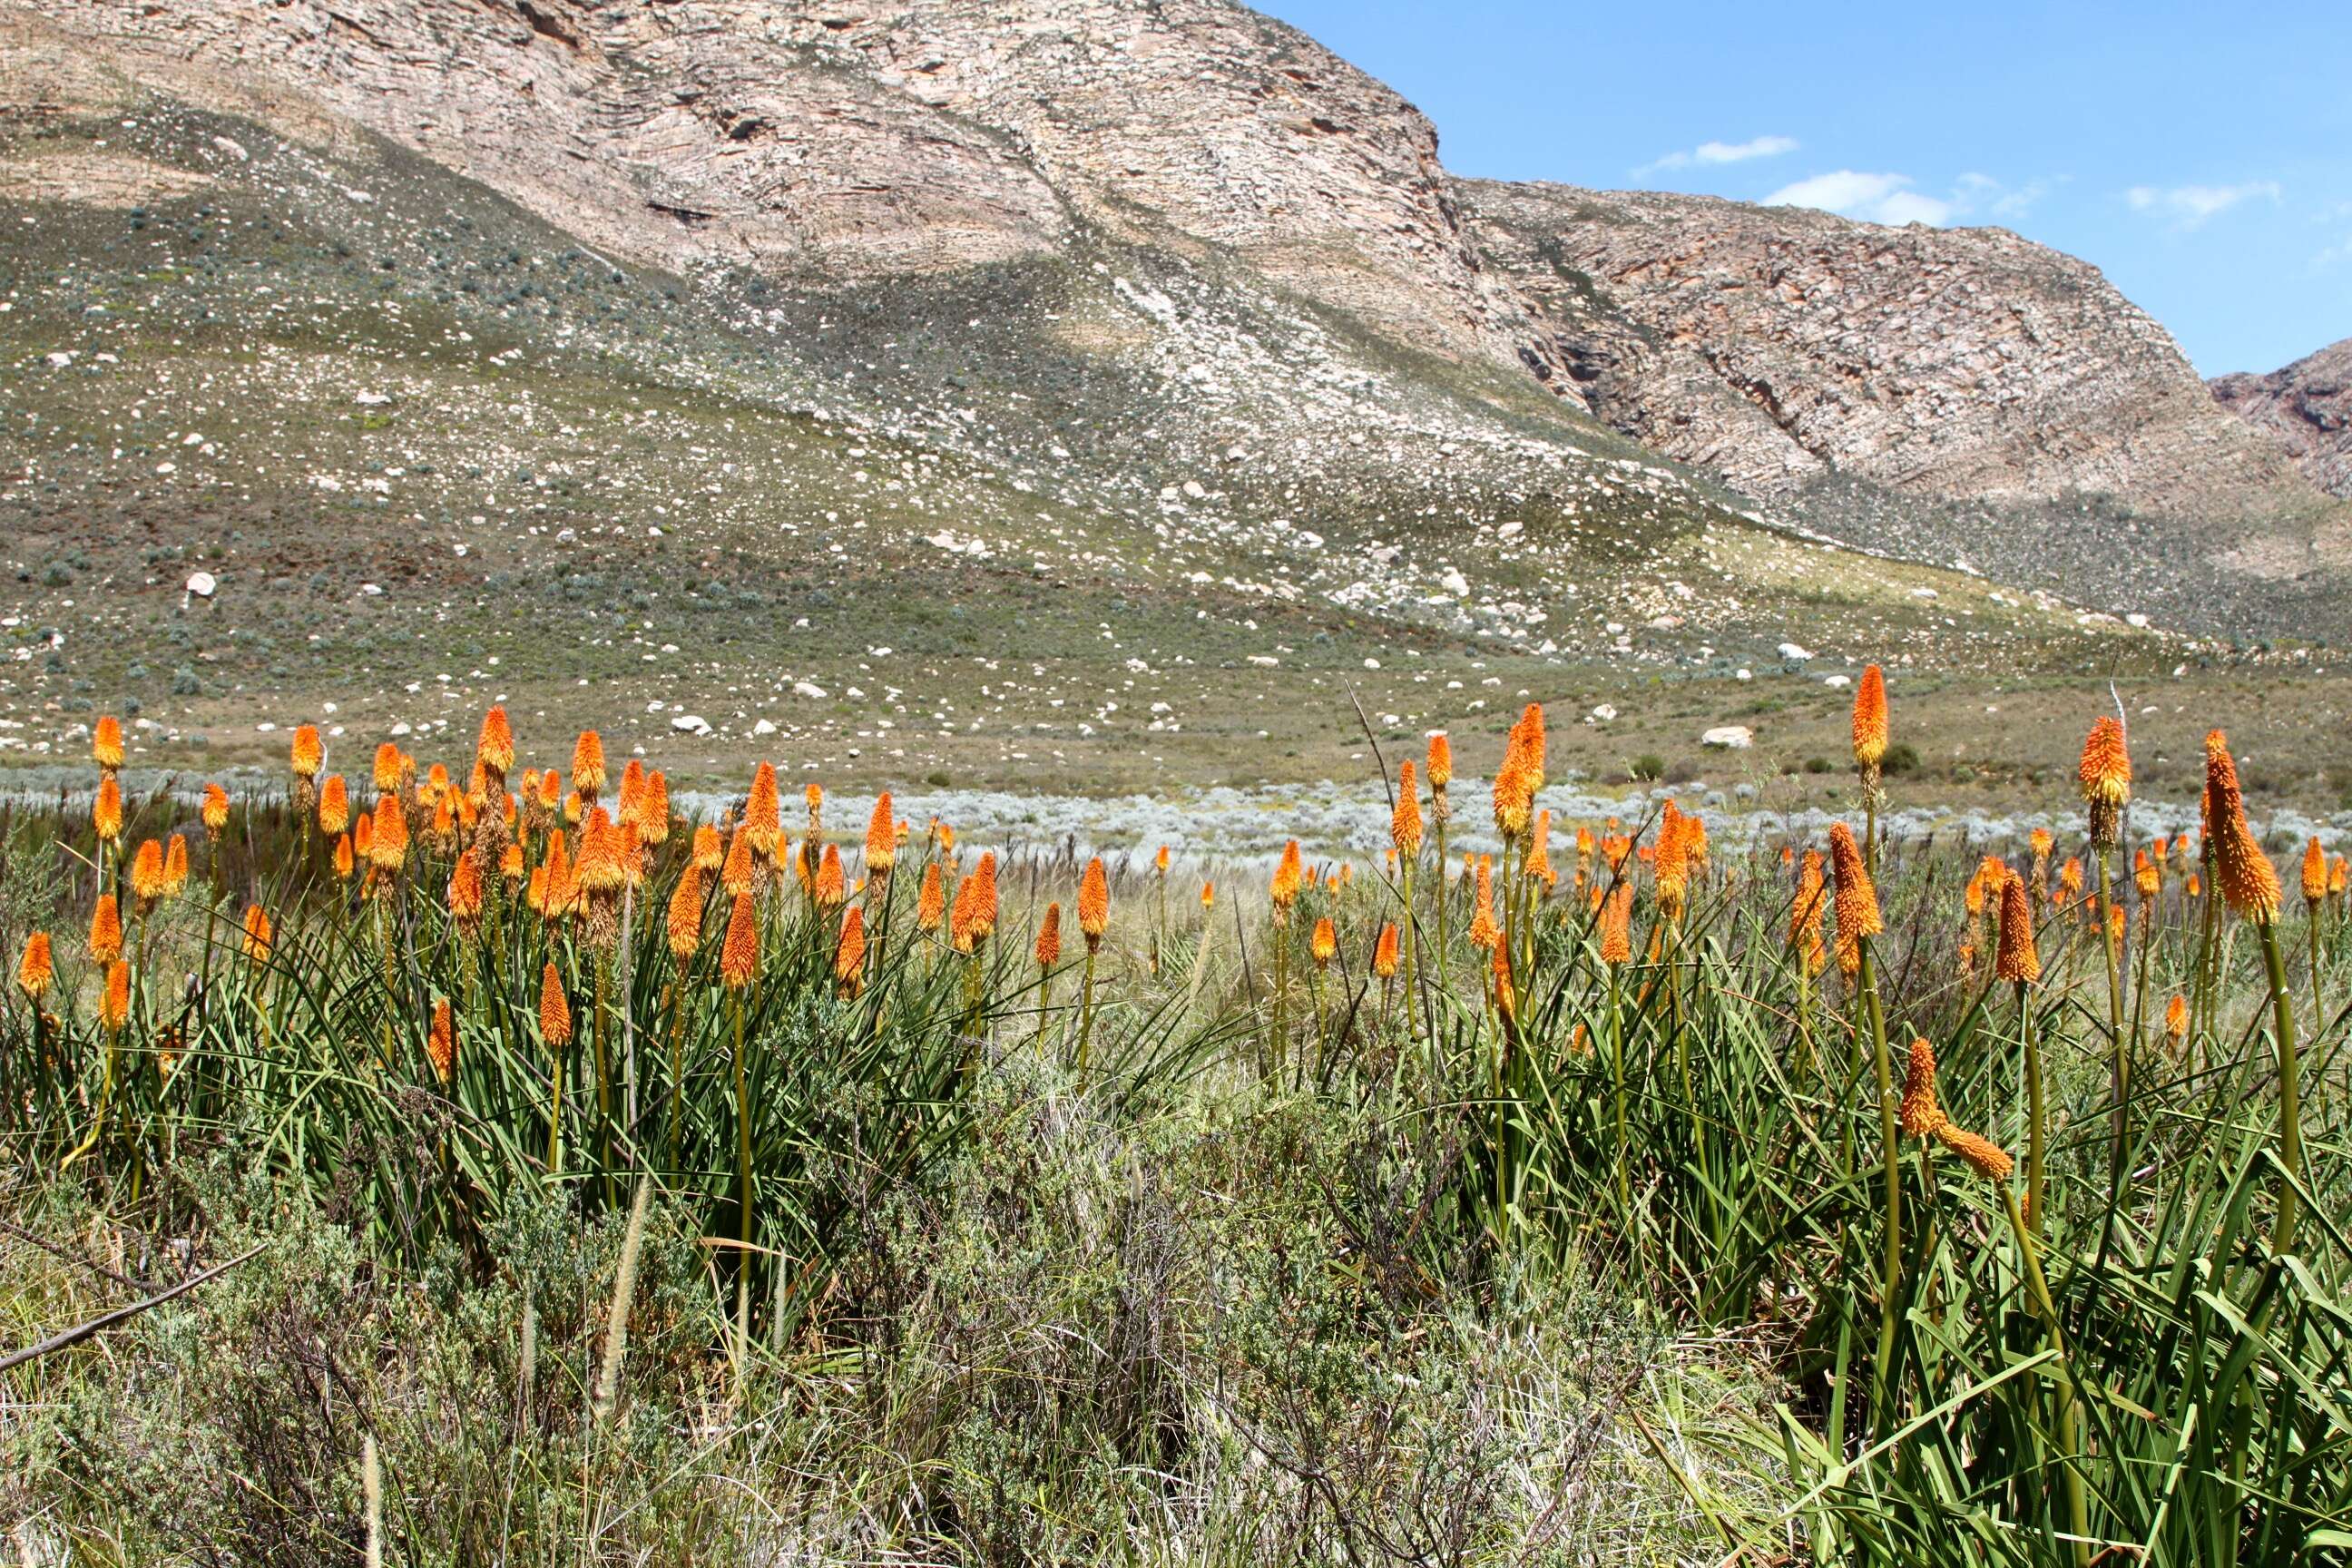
(1372, 921, 1399, 978)
(16, 931, 54, 998)
(571, 731, 607, 799)
(2076, 715, 2132, 808)
(1899, 1038, 1946, 1140)
(93, 715, 125, 771)
(1391, 760, 1424, 854)
(1035, 902, 1063, 969)
(2204, 730, 2281, 921)
(240, 903, 272, 963)
(89, 894, 123, 965)
(426, 997, 456, 1083)
(538, 961, 573, 1046)
(1078, 858, 1111, 946)
(1934, 1122, 2015, 1182)
(100, 959, 131, 1032)
(865, 792, 896, 872)
(289, 723, 323, 779)
(1850, 665, 1888, 771)
(1311, 916, 1338, 967)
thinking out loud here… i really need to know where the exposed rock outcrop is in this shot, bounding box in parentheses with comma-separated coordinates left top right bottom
(2211, 338, 2352, 498)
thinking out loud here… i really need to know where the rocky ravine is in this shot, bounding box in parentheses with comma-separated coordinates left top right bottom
(2211, 338, 2352, 500)
(5, 0, 2348, 639)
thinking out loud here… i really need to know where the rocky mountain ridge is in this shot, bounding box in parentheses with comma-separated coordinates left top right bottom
(3, 0, 2347, 642)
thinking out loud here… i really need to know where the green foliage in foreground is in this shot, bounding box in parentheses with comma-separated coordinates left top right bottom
(0, 780, 2347, 1563)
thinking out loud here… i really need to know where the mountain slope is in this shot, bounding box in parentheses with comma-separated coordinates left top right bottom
(2211, 338, 2352, 498)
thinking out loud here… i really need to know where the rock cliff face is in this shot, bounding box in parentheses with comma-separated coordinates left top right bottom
(2212, 338, 2352, 498)
(1458, 181, 2323, 520)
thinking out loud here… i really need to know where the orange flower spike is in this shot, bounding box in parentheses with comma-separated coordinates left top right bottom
(720, 828, 754, 898)
(426, 997, 456, 1083)
(1426, 732, 1453, 789)
(1372, 922, 1399, 978)
(743, 762, 782, 855)
(371, 741, 403, 796)
(16, 931, 54, 998)
(1600, 884, 1633, 965)
(130, 839, 167, 905)
(575, 808, 625, 895)
(448, 849, 485, 934)
(2302, 837, 2328, 906)
(637, 770, 671, 846)
(240, 902, 272, 963)
(2150, 835, 2171, 865)
(93, 715, 125, 771)
(1828, 822, 1881, 974)
(2334, 857, 2349, 897)
(678, 822, 717, 874)
(1899, 1037, 1946, 1139)
(201, 783, 231, 836)
(571, 730, 607, 802)
(2077, 715, 2132, 808)
(2164, 995, 2189, 1044)
(616, 758, 646, 824)
(834, 906, 867, 995)
(973, 852, 999, 937)
(2205, 731, 2280, 921)
(1934, 1123, 2016, 1181)
(163, 835, 189, 897)
(1995, 871, 2041, 984)
(335, 834, 358, 880)
(1311, 916, 1338, 968)
(369, 794, 409, 873)
(1851, 664, 1888, 771)
(1788, 848, 1828, 958)
(2134, 850, 2160, 901)
(476, 705, 515, 778)
(719, 892, 759, 990)
(1391, 760, 1423, 855)
(289, 723, 323, 779)
(89, 893, 123, 965)
(498, 841, 524, 887)
(1155, 846, 1171, 876)
(665, 863, 705, 964)
(1200, 881, 1215, 910)
(318, 774, 350, 837)
(537, 769, 563, 815)
(916, 864, 946, 932)
(1270, 840, 1304, 911)
(1078, 858, 1111, 950)
(861, 791, 897, 874)
(1467, 857, 1501, 951)
(814, 844, 847, 909)
(539, 962, 573, 1047)
(100, 959, 131, 1032)
(1527, 809, 1557, 890)
(93, 773, 123, 844)
(1035, 902, 1063, 969)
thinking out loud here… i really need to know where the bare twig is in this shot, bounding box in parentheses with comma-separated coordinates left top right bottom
(0, 1245, 262, 1374)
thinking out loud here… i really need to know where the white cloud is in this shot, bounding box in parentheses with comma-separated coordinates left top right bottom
(2124, 181, 2282, 228)
(1763, 171, 1937, 224)
(1635, 134, 1798, 176)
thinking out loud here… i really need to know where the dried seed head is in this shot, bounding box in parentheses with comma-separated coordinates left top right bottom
(539, 962, 573, 1046)
(1851, 666, 1888, 771)
(2204, 731, 2280, 921)
(16, 931, 54, 998)
(1079, 858, 1110, 946)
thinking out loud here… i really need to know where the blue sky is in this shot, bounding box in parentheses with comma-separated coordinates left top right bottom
(1258, 1, 2351, 375)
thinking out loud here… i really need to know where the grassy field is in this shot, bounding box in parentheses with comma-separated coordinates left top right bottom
(0, 687, 2345, 1563)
